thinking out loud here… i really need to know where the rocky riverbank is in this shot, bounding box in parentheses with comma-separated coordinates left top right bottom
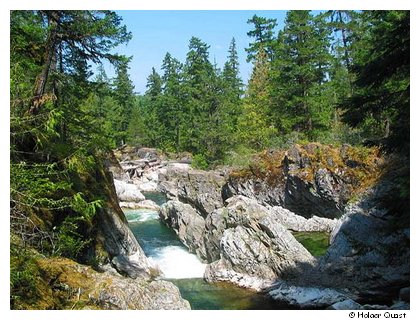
(111, 144, 409, 309)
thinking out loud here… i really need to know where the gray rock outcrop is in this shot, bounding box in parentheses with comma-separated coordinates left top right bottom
(223, 144, 380, 219)
(271, 205, 338, 232)
(204, 196, 316, 290)
(158, 166, 226, 217)
(37, 257, 190, 310)
(159, 200, 207, 261)
(319, 192, 410, 301)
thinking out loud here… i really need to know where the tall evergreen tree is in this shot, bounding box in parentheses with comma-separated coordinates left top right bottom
(270, 10, 333, 139)
(112, 58, 135, 146)
(341, 10, 409, 155)
(160, 53, 185, 151)
(221, 38, 243, 136)
(237, 48, 276, 149)
(245, 15, 278, 62)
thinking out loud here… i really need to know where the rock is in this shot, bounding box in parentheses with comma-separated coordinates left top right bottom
(204, 196, 315, 290)
(36, 257, 190, 310)
(328, 299, 363, 310)
(224, 144, 380, 220)
(97, 207, 152, 278)
(269, 282, 350, 308)
(158, 166, 226, 217)
(399, 287, 410, 302)
(159, 200, 207, 261)
(390, 301, 410, 310)
(204, 258, 276, 291)
(114, 179, 145, 202)
(96, 278, 190, 310)
(271, 205, 338, 232)
(119, 199, 160, 210)
(319, 190, 410, 300)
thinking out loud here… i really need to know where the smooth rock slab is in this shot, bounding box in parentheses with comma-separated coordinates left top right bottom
(269, 282, 350, 308)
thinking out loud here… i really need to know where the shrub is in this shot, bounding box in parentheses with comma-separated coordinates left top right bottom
(191, 154, 209, 170)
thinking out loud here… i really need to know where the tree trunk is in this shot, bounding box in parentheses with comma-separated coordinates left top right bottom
(29, 11, 61, 115)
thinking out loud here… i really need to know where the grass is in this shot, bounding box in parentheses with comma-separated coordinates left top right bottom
(292, 231, 330, 257)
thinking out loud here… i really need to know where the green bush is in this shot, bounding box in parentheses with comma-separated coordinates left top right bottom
(223, 145, 256, 168)
(10, 245, 40, 309)
(191, 154, 209, 170)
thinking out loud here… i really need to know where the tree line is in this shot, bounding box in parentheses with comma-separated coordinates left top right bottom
(111, 10, 408, 167)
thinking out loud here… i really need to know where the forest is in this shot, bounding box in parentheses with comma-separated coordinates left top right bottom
(10, 10, 409, 309)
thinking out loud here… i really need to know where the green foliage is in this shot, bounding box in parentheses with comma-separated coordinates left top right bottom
(10, 244, 41, 309)
(223, 146, 256, 169)
(191, 154, 209, 170)
(245, 15, 278, 62)
(10, 10, 129, 270)
(55, 216, 92, 259)
(341, 11, 409, 155)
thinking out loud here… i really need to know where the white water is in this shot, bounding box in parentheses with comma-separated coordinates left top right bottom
(124, 207, 207, 279)
(125, 208, 159, 222)
(150, 246, 207, 279)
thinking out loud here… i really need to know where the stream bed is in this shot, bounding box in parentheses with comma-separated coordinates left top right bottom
(124, 192, 288, 310)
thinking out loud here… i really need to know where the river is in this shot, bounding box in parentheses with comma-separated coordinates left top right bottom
(123, 192, 287, 310)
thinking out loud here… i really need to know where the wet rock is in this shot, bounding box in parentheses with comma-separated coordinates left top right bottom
(97, 207, 152, 278)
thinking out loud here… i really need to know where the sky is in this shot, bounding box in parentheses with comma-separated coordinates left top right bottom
(107, 10, 288, 94)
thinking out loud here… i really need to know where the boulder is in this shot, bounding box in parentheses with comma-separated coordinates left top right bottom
(319, 189, 410, 301)
(114, 179, 145, 202)
(271, 205, 338, 232)
(119, 199, 160, 210)
(204, 196, 316, 290)
(159, 200, 207, 261)
(96, 207, 152, 278)
(158, 166, 226, 217)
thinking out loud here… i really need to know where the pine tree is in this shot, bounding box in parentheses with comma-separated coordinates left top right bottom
(270, 10, 333, 139)
(237, 48, 276, 149)
(160, 53, 185, 151)
(112, 58, 136, 146)
(245, 15, 278, 62)
(221, 38, 243, 140)
(341, 10, 409, 155)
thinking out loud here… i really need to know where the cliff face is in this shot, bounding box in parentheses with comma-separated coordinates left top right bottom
(224, 143, 382, 219)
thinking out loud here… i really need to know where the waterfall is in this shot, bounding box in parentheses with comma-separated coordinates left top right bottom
(124, 207, 207, 279)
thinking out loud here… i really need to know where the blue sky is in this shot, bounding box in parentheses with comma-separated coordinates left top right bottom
(108, 10, 288, 94)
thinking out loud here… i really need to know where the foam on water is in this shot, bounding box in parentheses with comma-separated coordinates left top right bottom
(125, 209, 159, 223)
(150, 245, 207, 279)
